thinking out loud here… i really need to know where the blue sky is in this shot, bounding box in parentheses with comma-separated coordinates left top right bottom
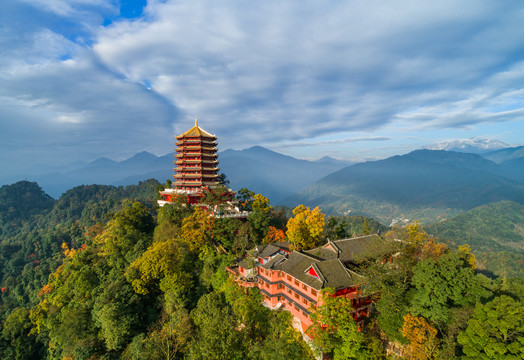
(1, 0, 524, 175)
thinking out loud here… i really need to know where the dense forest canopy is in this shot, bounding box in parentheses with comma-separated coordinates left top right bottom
(0, 180, 522, 359)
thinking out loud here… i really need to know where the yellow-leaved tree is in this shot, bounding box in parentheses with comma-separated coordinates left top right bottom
(252, 194, 272, 213)
(458, 244, 476, 269)
(286, 205, 325, 250)
(401, 313, 440, 360)
(180, 206, 214, 253)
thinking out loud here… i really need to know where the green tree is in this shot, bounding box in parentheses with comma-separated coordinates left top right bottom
(96, 201, 155, 269)
(187, 292, 244, 360)
(247, 194, 272, 242)
(248, 311, 315, 360)
(213, 217, 242, 251)
(2, 307, 44, 359)
(310, 288, 369, 359)
(237, 188, 255, 211)
(457, 295, 524, 359)
(410, 251, 492, 327)
(126, 239, 192, 297)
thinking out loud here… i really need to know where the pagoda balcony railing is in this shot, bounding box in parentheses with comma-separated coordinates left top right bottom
(174, 166, 219, 171)
(176, 135, 216, 140)
(175, 159, 204, 163)
(175, 174, 219, 179)
(174, 173, 219, 178)
(175, 159, 219, 168)
(175, 152, 218, 158)
(176, 139, 217, 145)
(181, 146, 217, 151)
(174, 165, 219, 172)
(174, 174, 202, 178)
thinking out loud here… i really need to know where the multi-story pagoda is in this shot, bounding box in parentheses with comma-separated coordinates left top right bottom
(174, 118, 220, 190)
(159, 119, 220, 205)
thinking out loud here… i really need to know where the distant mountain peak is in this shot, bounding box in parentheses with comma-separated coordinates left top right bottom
(89, 157, 117, 167)
(125, 151, 158, 161)
(424, 138, 509, 154)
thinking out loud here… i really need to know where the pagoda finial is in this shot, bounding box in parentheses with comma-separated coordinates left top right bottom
(195, 116, 198, 127)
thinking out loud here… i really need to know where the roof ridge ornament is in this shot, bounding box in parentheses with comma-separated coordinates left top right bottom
(195, 116, 198, 127)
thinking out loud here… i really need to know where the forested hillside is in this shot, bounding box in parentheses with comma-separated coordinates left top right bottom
(0, 180, 523, 359)
(426, 201, 524, 278)
(0, 180, 160, 358)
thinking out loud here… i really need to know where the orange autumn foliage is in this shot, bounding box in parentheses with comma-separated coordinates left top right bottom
(262, 226, 285, 244)
(38, 284, 53, 297)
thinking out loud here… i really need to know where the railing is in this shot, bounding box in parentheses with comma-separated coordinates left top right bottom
(215, 212, 250, 218)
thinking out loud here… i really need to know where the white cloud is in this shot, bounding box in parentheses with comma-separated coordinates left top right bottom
(91, 1, 524, 145)
(2, 0, 524, 175)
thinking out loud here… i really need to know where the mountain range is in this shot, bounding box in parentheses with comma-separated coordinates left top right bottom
(1, 143, 523, 222)
(285, 149, 524, 224)
(0, 147, 352, 201)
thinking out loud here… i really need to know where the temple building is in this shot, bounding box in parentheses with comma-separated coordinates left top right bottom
(226, 234, 395, 333)
(158, 120, 246, 216)
(159, 118, 220, 205)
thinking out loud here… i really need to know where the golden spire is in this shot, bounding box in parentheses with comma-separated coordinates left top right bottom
(195, 117, 198, 127)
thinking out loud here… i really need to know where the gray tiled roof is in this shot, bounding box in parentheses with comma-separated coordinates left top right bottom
(316, 259, 363, 289)
(254, 235, 390, 292)
(305, 234, 394, 263)
(256, 241, 291, 258)
(238, 257, 257, 269)
(260, 253, 287, 270)
(278, 252, 324, 290)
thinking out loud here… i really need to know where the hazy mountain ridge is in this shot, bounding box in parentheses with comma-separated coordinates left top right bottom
(219, 146, 353, 202)
(285, 149, 524, 224)
(483, 145, 524, 164)
(0, 147, 351, 201)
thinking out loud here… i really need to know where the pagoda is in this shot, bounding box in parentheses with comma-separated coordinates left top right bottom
(159, 119, 220, 205)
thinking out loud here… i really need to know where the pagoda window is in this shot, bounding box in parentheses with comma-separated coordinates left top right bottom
(302, 298, 308, 305)
(294, 292, 299, 299)
(311, 289, 317, 296)
(302, 311, 308, 318)
(287, 275, 291, 281)
(294, 279, 299, 286)
(287, 288, 291, 294)
(302, 283, 308, 291)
